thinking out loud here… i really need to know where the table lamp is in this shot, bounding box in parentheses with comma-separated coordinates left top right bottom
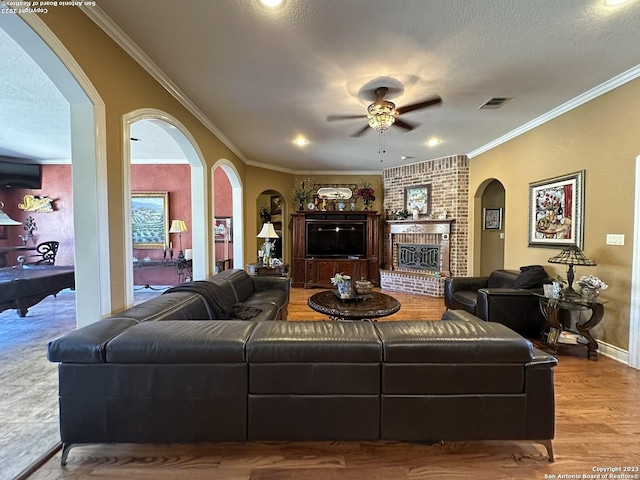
(548, 245, 596, 298)
(169, 219, 188, 263)
(257, 222, 279, 266)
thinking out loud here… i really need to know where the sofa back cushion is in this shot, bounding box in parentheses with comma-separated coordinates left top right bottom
(109, 292, 214, 322)
(106, 320, 256, 363)
(209, 269, 255, 303)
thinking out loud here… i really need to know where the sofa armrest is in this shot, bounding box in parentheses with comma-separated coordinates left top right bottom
(443, 276, 489, 309)
(476, 288, 546, 336)
(251, 276, 290, 294)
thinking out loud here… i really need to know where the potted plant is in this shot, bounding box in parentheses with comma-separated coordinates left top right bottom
(293, 177, 315, 210)
(330, 272, 352, 298)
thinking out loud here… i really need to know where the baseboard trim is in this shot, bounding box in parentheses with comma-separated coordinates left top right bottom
(597, 340, 629, 366)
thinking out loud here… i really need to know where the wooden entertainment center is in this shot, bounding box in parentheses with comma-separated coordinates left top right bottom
(291, 211, 380, 288)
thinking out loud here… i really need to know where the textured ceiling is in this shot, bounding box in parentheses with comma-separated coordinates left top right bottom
(1, 0, 640, 172)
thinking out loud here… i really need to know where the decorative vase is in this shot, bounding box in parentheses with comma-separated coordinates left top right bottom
(362, 198, 370, 211)
(298, 200, 304, 211)
(551, 281, 562, 299)
(581, 286, 599, 303)
(336, 280, 352, 299)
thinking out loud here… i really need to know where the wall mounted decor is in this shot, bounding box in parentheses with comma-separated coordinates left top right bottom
(215, 217, 232, 242)
(483, 208, 503, 230)
(270, 195, 282, 214)
(405, 184, 432, 216)
(132, 191, 169, 249)
(528, 170, 584, 248)
(18, 195, 54, 212)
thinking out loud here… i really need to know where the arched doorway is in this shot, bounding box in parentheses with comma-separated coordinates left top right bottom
(1, 12, 110, 326)
(475, 178, 506, 275)
(256, 190, 285, 262)
(122, 109, 208, 306)
(213, 161, 243, 270)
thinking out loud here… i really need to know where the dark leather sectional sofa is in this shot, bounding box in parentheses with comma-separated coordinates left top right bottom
(48, 269, 557, 465)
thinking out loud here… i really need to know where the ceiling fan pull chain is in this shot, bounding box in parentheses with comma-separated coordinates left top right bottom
(378, 130, 386, 162)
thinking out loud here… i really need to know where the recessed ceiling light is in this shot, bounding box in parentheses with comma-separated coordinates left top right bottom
(259, 0, 284, 8)
(293, 137, 309, 146)
(426, 138, 441, 147)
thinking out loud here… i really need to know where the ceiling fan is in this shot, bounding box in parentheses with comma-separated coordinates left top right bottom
(327, 86, 442, 137)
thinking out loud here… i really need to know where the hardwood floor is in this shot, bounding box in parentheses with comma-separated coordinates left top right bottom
(28, 287, 640, 479)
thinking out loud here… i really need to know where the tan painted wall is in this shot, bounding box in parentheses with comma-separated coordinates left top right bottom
(470, 78, 640, 350)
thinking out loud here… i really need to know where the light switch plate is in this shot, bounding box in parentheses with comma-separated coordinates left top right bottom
(606, 234, 625, 245)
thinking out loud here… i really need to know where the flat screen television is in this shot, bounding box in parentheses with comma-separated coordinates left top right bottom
(0, 160, 42, 189)
(305, 221, 366, 258)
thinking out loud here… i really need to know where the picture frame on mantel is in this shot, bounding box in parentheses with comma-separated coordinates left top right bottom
(528, 170, 584, 248)
(405, 184, 432, 216)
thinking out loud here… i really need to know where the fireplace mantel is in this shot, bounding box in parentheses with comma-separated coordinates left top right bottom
(385, 218, 454, 275)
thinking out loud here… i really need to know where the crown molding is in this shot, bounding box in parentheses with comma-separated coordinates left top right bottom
(468, 64, 640, 159)
(79, 5, 250, 166)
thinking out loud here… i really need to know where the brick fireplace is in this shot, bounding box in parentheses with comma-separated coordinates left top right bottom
(381, 155, 469, 297)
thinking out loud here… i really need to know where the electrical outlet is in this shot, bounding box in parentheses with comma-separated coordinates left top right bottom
(606, 234, 625, 246)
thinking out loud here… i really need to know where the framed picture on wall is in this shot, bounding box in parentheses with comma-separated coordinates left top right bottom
(131, 191, 169, 249)
(528, 170, 584, 248)
(405, 184, 432, 216)
(270, 195, 282, 214)
(483, 208, 503, 230)
(215, 217, 232, 242)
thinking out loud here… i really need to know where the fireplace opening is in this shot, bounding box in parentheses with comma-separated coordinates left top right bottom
(397, 243, 441, 271)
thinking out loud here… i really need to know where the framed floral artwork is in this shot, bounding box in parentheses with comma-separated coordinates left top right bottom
(483, 208, 502, 230)
(405, 184, 432, 216)
(528, 170, 584, 248)
(215, 217, 232, 242)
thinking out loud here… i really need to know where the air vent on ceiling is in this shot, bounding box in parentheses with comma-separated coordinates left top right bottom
(478, 97, 512, 109)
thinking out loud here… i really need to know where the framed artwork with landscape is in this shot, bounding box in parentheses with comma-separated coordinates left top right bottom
(528, 170, 584, 248)
(404, 184, 432, 216)
(131, 191, 169, 249)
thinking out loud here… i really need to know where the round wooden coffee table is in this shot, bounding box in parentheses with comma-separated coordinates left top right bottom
(307, 290, 401, 321)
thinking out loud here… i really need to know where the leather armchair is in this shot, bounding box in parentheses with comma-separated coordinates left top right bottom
(444, 269, 548, 337)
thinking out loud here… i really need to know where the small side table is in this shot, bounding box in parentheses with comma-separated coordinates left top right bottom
(536, 294, 606, 360)
(247, 263, 289, 277)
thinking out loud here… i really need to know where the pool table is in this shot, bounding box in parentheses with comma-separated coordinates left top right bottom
(0, 265, 75, 317)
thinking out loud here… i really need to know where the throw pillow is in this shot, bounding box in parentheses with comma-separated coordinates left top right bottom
(513, 265, 549, 289)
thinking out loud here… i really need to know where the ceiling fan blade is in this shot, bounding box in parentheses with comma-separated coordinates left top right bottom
(393, 118, 416, 131)
(350, 124, 371, 137)
(327, 114, 367, 122)
(395, 96, 442, 115)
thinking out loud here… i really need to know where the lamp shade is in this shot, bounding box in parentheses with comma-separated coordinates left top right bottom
(257, 222, 279, 239)
(0, 201, 21, 226)
(169, 219, 188, 233)
(548, 245, 596, 266)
